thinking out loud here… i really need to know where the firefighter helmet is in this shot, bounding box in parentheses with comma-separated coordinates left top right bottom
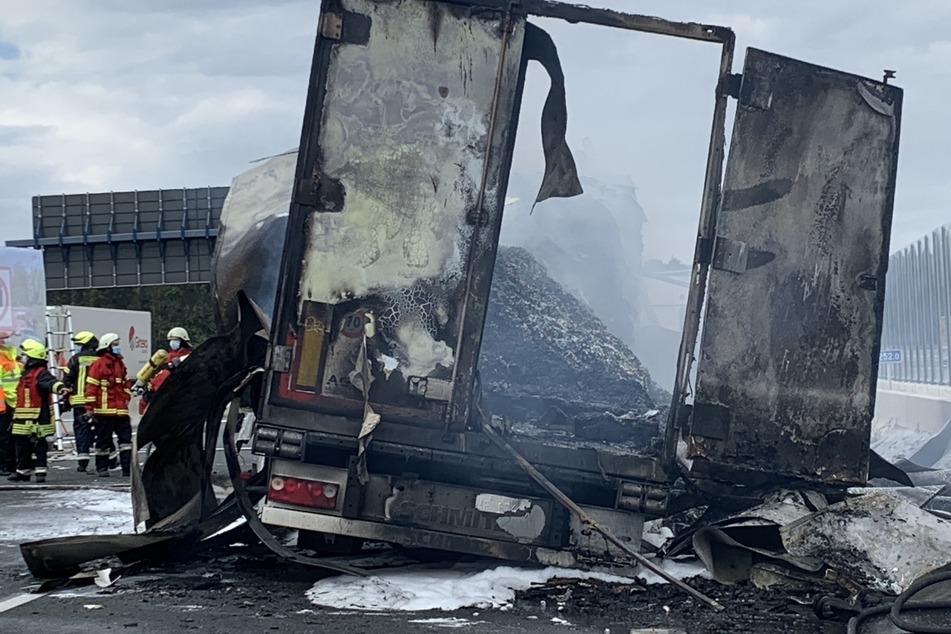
(72, 331, 97, 345)
(20, 338, 47, 360)
(97, 333, 120, 351)
(167, 327, 190, 342)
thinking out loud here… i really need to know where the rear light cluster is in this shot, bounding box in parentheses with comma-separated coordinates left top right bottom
(267, 475, 340, 510)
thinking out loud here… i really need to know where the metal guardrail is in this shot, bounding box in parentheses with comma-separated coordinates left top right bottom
(881, 224, 951, 384)
(6, 187, 228, 290)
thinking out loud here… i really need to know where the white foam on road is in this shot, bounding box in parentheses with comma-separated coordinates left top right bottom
(0, 489, 133, 542)
(307, 562, 634, 612)
(407, 617, 484, 628)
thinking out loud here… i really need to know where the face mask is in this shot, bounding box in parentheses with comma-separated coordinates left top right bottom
(169, 339, 181, 351)
(111, 346, 121, 355)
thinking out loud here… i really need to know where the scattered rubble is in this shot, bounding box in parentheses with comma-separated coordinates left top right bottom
(782, 492, 951, 595)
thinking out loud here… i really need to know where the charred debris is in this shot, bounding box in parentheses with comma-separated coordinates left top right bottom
(17, 1, 951, 631)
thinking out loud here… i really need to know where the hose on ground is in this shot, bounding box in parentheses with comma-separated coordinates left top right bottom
(888, 570, 951, 634)
(844, 569, 951, 634)
(219, 368, 368, 577)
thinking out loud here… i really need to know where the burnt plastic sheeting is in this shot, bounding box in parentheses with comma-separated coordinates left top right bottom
(691, 490, 824, 585)
(911, 419, 951, 469)
(869, 449, 915, 486)
(17, 480, 260, 578)
(136, 334, 244, 527)
(524, 23, 583, 206)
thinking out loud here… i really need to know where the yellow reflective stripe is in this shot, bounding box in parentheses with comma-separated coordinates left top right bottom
(11, 421, 55, 437)
(85, 377, 102, 386)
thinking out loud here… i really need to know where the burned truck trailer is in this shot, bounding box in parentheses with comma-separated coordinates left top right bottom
(206, 0, 901, 568)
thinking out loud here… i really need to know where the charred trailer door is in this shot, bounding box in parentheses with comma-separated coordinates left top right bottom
(681, 49, 902, 488)
(264, 0, 528, 430)
(244, 0, 741, 568)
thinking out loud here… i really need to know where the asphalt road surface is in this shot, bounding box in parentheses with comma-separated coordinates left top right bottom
(0, 450, 615, 633)
(0, 448, 908, 633)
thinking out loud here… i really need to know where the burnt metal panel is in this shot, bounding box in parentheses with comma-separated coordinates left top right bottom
(265, 0, 528, 431)
(687, 48, 902, 486)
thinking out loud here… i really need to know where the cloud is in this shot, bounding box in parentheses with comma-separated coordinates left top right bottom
(0, 0, 316, 241)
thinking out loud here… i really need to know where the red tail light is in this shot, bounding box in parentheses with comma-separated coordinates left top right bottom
(267, 475, 340, 510)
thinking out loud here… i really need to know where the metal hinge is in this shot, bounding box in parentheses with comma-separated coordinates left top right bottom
(319, 12, 343, 40)
(737, 70, 772, 109)
(711, 236, 776, 273)
(719, 73, 743, 99)
(690, 402, 731, 440)
(858, 273, 878, 291)
(296, 166, 345, 212)
(712, 236, 749, 274)
(319, 10, 371, 45)
(270, 345, 292, 373)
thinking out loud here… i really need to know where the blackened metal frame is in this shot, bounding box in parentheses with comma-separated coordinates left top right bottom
(265, 0, 735, 459)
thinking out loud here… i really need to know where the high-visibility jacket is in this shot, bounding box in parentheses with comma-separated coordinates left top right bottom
(62, 345, 99, 407)
(12, 361, 63, 437)
(149, 346, 191, 394)
(85, 352, 132, 416)
(0, 345, 22, 412)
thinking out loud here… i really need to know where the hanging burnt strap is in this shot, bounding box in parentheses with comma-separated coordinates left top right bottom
(480, 420, 725, 612)
(524, 23, 584, 208)
(349, 313, 380, 485)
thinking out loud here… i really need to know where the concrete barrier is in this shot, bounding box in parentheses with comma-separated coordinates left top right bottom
(875, 379, 951, 434)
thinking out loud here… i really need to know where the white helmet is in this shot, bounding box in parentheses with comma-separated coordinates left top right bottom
(167, 327, 190, 342)
(97, 333, 120, 351)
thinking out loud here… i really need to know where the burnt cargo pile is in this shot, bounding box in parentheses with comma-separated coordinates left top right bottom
(480, 246, 661, 429)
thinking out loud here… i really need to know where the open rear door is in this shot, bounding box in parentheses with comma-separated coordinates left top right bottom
(685, 48, 902, 487)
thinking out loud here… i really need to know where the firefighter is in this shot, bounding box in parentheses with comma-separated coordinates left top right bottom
(134, 326, 193, 410)
(61, 331, 100, 473)
(0, 331, 22, 476)
(7, 339, 66, 483)
(84, 333, 134, 477)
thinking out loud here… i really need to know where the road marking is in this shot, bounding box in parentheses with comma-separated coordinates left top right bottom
(0, 592, 45, 614)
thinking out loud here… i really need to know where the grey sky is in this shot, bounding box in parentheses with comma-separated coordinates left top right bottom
(1, 1, 948, 261)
